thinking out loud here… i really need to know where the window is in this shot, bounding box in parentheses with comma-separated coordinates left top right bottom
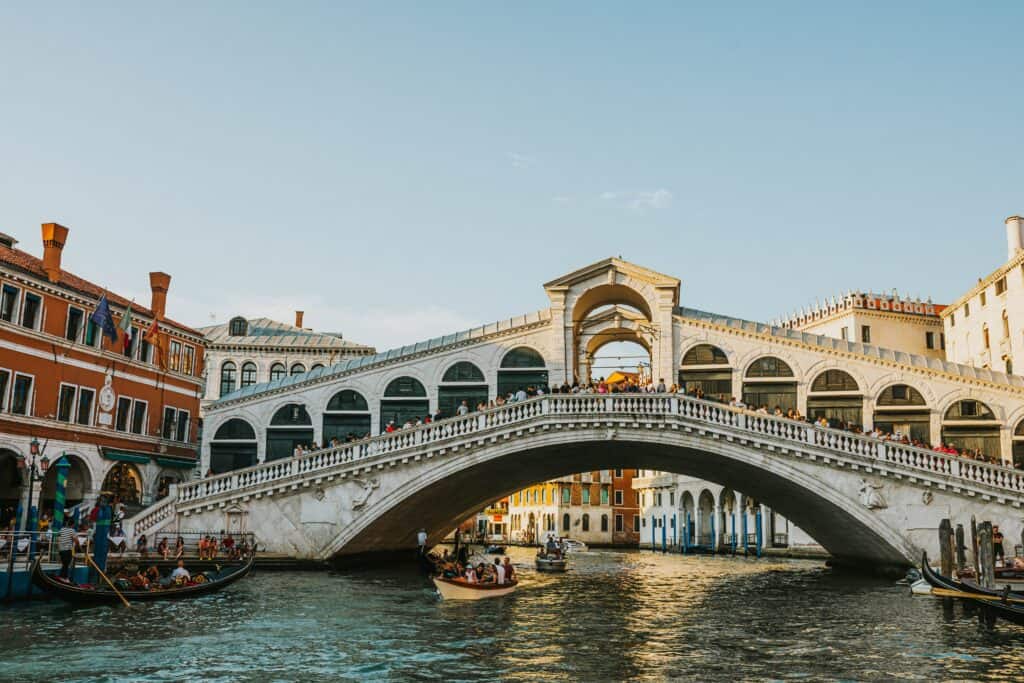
(168, 340, 181, 371)
(130, 400, 147, 434)
(614, 490, 623, 506)
(311, 364, 324, 372)
(220, 362, 237, 397)
(66, 306, 84, 342)
(0, 284, 18, 322)
(182, 345, 195, 375)
(965, 303, 971, 318)
(841, 327, 848, 341)
(163, 407, 176, 439)
(122, 327, 136, 358)
(981, 291, 988, 307)
(21, 293, 41, 329)
(116, 397, 132, 431)
(442, 361, 485, 382)
(983, 325, 990, 350)
(940, 333, 946, 350)
(681, 344, 729, 366)
(84, 320, 100, 347)
(562, 487, 570, 504)
(996, 277, 1007, 296)
(240, 362, 257, 388)
(0, 370, 9, 411)
(581, 514, 590, 532)
(615, 514, 624, 532)
(926, 332, 935, 350)
(745, 357, 794, 378)
(601, 488, 609, 505)
(950, 313, 955, 328)
(290, 363, 306, 376)
(562, 513, 570, 531)
(582, 487, 591, 505)
(669, 491, 675, 506)
(1003, 312, 1011, 339)
(614, 468, 623, 478)
(656, 493, 663, 506)
(632, 515, 640, 532)
(11, 374, 32, 415)
(139, 330, 151, 362)
(634, 492, 640, 505)
(57, 384, 76, 422)
(76, 388, 94, 426)
(270, 363, 286, 382)
(228, 317, 248, 336)
(176, 410, 189, 442)
(601, 514, 609, 532)
(861, 325, 871, 343)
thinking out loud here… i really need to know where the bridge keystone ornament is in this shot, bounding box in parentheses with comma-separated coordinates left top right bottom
(351, 478, 380, 510)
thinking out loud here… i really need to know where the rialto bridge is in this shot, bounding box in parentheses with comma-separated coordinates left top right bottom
(127, 259, 1024, 567)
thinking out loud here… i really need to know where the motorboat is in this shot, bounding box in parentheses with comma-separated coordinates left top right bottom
(432, 576, 517, 600)
(560, 538, 588, 553)
(535, 552, 568, 573)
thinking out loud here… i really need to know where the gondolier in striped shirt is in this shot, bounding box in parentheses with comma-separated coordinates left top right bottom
(57, 521, 76, 578)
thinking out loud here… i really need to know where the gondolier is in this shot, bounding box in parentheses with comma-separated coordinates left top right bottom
(417, 528, 428, 557)
(57, 519, 76, 579)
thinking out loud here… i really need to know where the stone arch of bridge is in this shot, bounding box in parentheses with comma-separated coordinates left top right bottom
(322, 430, 916, 568)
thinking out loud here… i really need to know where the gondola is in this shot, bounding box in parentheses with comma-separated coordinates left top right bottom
(31, 552, 255, 605)
(920, 552, 1024, 628)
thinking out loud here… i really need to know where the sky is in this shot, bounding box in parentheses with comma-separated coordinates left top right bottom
(1, 2, 1022, 352)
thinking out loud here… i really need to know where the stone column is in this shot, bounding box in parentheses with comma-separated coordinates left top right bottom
(930, 410, 942, 447)
(999, 425, 1013, 466)
(861, 396, 874, 431)
(713, 503, 722, 551)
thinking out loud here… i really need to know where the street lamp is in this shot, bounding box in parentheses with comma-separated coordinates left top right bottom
(17, 440, 50, 533)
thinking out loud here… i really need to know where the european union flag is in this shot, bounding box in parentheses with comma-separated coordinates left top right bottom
(90, 295, 119, 343)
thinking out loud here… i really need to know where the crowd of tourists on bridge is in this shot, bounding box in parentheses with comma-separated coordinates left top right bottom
(273, 375, 1000, 467)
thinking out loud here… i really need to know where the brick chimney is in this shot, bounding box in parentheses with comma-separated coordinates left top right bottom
(295, 310, 304, 329)
(149, 272, 171, 319)
(1007, 216, 1024, 261)
(41, 223, 70, 283)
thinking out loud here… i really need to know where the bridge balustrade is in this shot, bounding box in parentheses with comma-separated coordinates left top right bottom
(162, 393, 1024, 530)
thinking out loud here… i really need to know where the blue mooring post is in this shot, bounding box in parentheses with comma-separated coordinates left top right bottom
(672, 513, 677, 550)
(661, 515, 667, 553)
(755, 507, 763, 558)
(730, 513, 737, 553)
(27, 505, 38, 563)
(683, 512, 691, 554)
(91, 501, 112, 584)
(651, 517, 656, 551)
(741, 510, 748, 556)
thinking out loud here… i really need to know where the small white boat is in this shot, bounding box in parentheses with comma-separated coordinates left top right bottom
(433, 577, 517, 600)
(560, 539, 588, 553)
(535, 554, 568, 573)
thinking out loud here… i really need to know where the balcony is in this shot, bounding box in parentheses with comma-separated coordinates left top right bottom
(599, 471, 612, 484)
(632, 473, 676, 490)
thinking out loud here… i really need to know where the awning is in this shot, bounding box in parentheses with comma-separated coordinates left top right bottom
(102, 449, 151, 464)
(156, 457, 198, 470)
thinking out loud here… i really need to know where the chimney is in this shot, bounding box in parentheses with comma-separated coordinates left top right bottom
(41, 223, 70, 283)
(149, 272, 171, 319)
(1007, 216, 1024, 261)
(295, 310, 304, 329)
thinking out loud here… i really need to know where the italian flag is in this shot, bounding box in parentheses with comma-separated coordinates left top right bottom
(119, 304, 134, 352)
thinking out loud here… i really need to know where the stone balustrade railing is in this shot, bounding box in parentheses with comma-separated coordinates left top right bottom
(148, 393, 1024, 529)
(125, 484, 178, 538)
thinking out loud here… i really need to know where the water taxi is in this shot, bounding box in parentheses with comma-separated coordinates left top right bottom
(432, 576, 517, 600)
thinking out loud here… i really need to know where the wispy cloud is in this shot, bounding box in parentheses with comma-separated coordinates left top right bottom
(508, 152, 535, 169)
(600, 189, 673, 211)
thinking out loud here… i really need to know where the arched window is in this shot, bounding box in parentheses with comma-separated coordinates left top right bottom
(324, 390, 371, 442)
(944, 400, 996, 421)
(1003, 311, 1010, 339)
(210, 418, 257, 474)
(874, 384, 929, 443)
(562, 513, 571, 532)
(943, 400, 1000, 459)
(808, 370, 862, 427)
(1014, 419, 1024, 470)
(439, 362, 488, 419)
(600, 514, 609, 532)
(311, 364, 325, 372)
(240, 362, 257, 388)
(327, 390, 369, 411)
(745, 357, 794, 378)
(290, 363, 306, 376)
(983, 325, 991, 351)
(811, 370, 858, 392)
(219, 361, 237, 397)
(501, 347, 546, 368)
(582, 514, 590, 532)
(679, 344, 732, 401)
(380, 377, 429, 431)
(228, 317, 248, 336)
(682, 344, 729, 366)
(498, 347, 548, 396)
(267, 404, 314, 461)
(443, 361, 485, 382)
(269, 363, 286, 382)
(384, 377, 427, 397)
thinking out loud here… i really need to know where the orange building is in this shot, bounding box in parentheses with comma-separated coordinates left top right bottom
(0, 223, 205, 526)
(612, 468, 641, 545)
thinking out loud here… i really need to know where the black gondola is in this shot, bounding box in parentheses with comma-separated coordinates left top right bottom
(31, 553, 255, 605)
(920, 552, 1024, 628)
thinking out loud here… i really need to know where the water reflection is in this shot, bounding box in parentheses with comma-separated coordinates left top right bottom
(3, 549, 1024, 681)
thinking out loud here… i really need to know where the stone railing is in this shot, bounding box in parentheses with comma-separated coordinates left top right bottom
(124, 484, 178, 539)
(165, 393, 1024, 515)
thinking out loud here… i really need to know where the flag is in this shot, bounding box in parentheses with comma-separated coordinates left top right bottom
(90, 295, 119, 344)
(118, 304, 134, 352)
(144, 318, 166, 370)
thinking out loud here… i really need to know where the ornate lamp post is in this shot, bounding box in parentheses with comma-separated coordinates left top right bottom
(17, 438, 50, 533)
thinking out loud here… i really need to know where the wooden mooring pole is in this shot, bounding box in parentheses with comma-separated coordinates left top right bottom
(978, 521, 996, 590)
(971, 516, 980, 577)
(955, 524, 966, 574)
(938, 519, 954, 577)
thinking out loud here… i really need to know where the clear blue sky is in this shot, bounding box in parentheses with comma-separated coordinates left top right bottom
(1, 2, 1022, 350)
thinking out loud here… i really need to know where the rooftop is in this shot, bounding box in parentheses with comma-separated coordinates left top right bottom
(778, 290, 945, 329)
(201, 317, 376, 352)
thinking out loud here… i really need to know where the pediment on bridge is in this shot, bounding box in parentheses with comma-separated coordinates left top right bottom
(544, 257, 680, 294)
(578, 304, 649, 330)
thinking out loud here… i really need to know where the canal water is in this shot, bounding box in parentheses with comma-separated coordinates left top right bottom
(4, 548, 1023, 682)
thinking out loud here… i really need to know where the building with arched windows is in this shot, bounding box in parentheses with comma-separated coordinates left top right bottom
(200, 311, 375, 412)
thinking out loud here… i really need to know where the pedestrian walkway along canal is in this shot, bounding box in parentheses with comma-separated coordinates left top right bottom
(4, 548, 1024, 681)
